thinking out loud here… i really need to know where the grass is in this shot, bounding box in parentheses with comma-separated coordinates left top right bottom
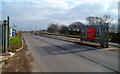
(62, 34, 81, 38)
(40, 32, 81, 38)
(9, 35, 22, 44)
(8, 35, 22, 53)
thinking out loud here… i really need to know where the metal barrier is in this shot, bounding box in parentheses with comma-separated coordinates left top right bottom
(0, 17, 10, 53)
(0, 22, 3, 54)
(80, 24, 109, 48)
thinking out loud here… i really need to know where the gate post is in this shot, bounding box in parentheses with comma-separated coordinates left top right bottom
(1, 22, 4, 53)
(3, 20, 9, 53)
(0, 22, 3, 54)
(100, 24, 109, 48)
(7, 17, 10, 48)
(105, 23, 109, 48)
(2, 20, 6, 53)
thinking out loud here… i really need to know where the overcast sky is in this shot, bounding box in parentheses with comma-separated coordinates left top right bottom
(0, 0, 118, 31)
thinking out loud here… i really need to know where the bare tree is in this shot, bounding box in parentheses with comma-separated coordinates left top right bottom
(109, 24, 118, 33)
(86, 15, 112, 25)
(86, 16, 95, 25)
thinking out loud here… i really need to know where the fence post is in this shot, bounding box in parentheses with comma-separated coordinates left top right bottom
(1, 17, 10, 53)
(3, 20, 9, 53)
(1, 21, 3, 53)
(0, 22, 3, 54)
(3, 20, 6, 53)
(7, 17, 10, 48)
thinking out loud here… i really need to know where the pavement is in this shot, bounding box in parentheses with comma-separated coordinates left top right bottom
(109, 42, 120, 48)
(23, 33, 119, 72)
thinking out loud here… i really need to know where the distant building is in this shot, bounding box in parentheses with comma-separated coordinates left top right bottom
(0, 21, 3, 24)
(9, 26, 16, 38)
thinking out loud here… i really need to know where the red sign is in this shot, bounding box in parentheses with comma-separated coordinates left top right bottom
(86, 27, 96, 40)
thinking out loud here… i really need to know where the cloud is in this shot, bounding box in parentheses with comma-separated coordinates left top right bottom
(1, 0, 118, 31)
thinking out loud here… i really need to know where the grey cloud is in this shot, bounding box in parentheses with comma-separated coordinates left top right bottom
(2, 1, 118, 31)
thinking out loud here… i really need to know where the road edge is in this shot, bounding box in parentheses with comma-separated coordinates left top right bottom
(0, 35, 24, 73)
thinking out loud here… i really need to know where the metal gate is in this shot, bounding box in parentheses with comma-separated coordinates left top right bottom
(0, 17, 10, 53)
(80, 24, 109, 48)
(0, 22, 3, 54)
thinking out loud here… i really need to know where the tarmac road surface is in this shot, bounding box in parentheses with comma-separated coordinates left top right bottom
(23, 33, 118, 72)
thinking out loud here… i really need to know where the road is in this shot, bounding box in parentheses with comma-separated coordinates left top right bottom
(23, 33, 118, 72)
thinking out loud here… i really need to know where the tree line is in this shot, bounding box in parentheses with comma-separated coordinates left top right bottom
(46, 15, 118, 35)
(47, 21, 84, 35)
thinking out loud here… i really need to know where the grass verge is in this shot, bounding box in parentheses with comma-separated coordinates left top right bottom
(8, 35, 22, 53)
(39, 32, 120, 43)
(40, 32, 81, 38)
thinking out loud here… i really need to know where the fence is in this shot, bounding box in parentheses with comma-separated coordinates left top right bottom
(0, 17, 10, 54)
(0, 22, 3, 54)
(80, 24, 109, 48)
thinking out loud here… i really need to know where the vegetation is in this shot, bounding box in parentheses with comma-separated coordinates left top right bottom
(9, 35, 22, 44)
(47, 24, 58, 33)
(40, 32, 81, 38)
(109, 33, 120, 43)
(59, 25, 69, 34)
(47, 21, 84, 35)
(38, 15, 119, 43)
(8, 35, 22, 53)
(68, 22, 84, 35)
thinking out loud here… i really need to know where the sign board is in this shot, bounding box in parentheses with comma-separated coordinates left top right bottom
(80, 24, 109, 48)
(86, 27, 96, 40)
